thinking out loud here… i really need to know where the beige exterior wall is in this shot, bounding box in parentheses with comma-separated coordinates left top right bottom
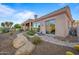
(77, 24, 79, 37)
(40, 21, 46, 34)
(39, 13, 71, 37)
(55, 13, 69, 37)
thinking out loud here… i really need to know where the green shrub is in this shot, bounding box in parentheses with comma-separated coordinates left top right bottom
(14, 24, 21, 28)
(74, 45, 79, 51)
(26, 30, 36, 36)
(66, 51, 75, 55)
(0, 27, 3, 33)
(32, 36, 42, 45)
(2, 28, 9, 33)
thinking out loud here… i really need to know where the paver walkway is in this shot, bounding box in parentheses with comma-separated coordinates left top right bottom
(39, 34, 79, 48)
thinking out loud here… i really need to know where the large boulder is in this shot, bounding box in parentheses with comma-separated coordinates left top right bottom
(13, 35, 26, 48)
(15, 41, 35, 55)
(13, 33, 35, 55)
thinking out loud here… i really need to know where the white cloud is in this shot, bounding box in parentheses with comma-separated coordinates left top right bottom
(14, 11, 35, 19)
(0, 4, 15, 17)
(13, 10, 35, 24)
(0, 4, 36, 24)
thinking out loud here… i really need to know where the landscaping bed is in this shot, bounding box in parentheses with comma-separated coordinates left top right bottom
(23, 32, 79, 55)
(54, 36, 79, 43)
(0, 33, 17, 55)
(31, 41, 79, 55)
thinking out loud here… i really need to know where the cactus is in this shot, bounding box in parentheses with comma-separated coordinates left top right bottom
(74, 45, 79, 51)
(66, 51, 75, 55)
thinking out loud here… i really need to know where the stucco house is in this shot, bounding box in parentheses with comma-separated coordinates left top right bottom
(76, 21, 79, 37)
(22, 6, 73, 37)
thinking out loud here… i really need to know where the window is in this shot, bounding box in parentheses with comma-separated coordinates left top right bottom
(46, 19, 55, 34)
(32, 22, 40, 28)
(32, 22, 40, 32)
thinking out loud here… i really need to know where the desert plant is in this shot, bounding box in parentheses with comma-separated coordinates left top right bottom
(2, 21, 13, 29)
(2, 28, 9, 33)
(1, 22, 5, 28)
(9, 22, 13, 29)
(66, 51, 75, 55)
(26, 30, 36, 36)
(32, 36, 42, 45)
(74, 45, 79, 51)
(0, 27, 3, 33)
(1, 22, 13, 33)
(5, 22, 10, 28)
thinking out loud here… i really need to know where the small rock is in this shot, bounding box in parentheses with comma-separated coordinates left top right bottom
(35, 34, 39, 36)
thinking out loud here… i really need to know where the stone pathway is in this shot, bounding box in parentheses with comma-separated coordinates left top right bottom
(39, 34, 79, 48)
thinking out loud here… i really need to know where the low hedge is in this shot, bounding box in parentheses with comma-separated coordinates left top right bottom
(32, 36, 42, 45)
(26, 30, 36, 36)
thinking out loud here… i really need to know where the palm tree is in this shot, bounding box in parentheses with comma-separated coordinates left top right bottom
(10, 22, 13, 26)
(9, 22, 13, 29)
(4, 22, 13, 29)
(5, 21, 9, 28)
(1, 21, 14, 33)
(1, 22, 5, 28)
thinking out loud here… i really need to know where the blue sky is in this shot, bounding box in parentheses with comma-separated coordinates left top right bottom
(0, 3, 79, 25)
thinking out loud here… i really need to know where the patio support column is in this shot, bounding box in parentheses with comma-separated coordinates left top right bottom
(24, 24, 26, 31)
(22, 24, 26, 31)
(29, 22, 32, 30)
